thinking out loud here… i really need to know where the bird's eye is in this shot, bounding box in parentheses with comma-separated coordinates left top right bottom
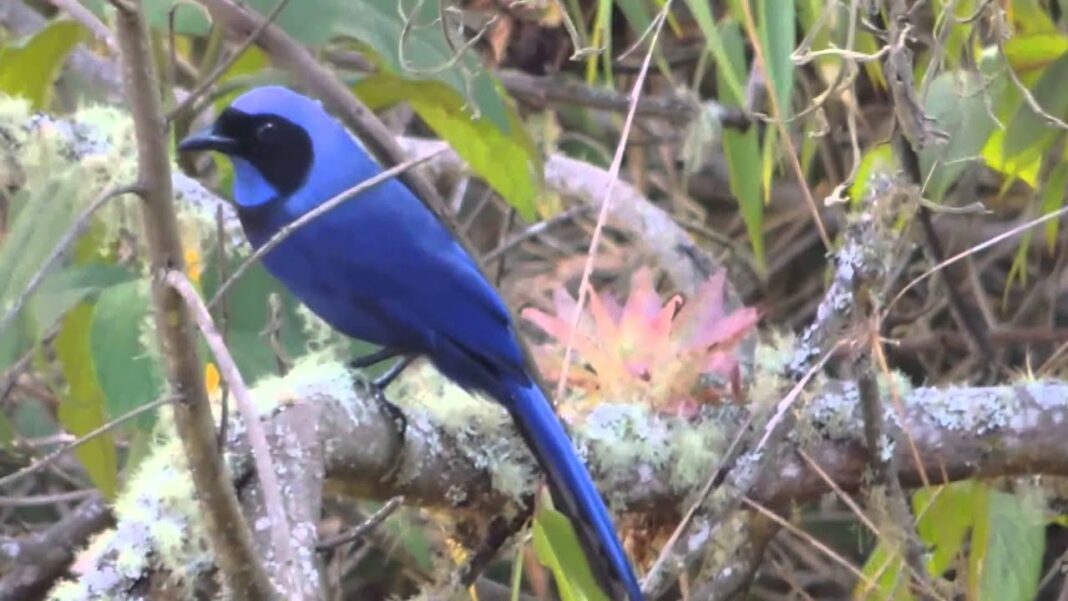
(255, 121, 276, 141)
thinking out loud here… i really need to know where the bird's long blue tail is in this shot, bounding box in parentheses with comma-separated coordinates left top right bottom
(507, 382, 645, 601)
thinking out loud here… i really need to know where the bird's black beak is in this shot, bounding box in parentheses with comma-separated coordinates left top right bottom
(177, 127, 239, 154)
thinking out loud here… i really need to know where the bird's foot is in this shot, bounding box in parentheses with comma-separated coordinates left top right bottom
(349, 353, 416, 482)
(372, 387, 408, 483)
(373, 355, 416, 390)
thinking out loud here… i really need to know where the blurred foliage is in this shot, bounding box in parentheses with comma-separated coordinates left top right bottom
(3, 0, 1068, 599)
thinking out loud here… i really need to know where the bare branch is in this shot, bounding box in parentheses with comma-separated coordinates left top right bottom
(0, 495, 111, 601)
(0, 395, 176, 491)
(165, 270, 310, 599)
(109, 1, 276, 598)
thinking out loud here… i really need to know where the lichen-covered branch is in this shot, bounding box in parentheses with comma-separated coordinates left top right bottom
(49, 354, 1068, 598)
(0, 494, 111, 601)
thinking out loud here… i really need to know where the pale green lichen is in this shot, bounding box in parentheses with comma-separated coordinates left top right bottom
(294, 303, 352, 357)
(754, 331, 796, 376)
(390, 363, 534, 503)
(0, 94, 239, 277)
(247, 353, 360, 416)
(48, 411, 212, 600)
(48, 581, 82, 601)
(670, 418, 730, 491)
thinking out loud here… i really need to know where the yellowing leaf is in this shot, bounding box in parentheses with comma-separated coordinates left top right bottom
(355, 74, 542, 221)
(982, 128, 1042, 187)
(1003, 33, 1068, 73)
(56, 302, 117, 500)
(532, 502, 609, 601)
(0, 20, 85, 110)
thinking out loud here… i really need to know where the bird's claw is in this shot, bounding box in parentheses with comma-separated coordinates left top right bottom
(368, 382, 407, 483)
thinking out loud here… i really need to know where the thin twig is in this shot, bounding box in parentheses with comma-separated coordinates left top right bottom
(742, 497, 876, 589)
(165, 270, 305, 599)
(481, 205, 591, 264)
(642, 346, 837, 595)
(885, 204, 1068, 315)
(207, 149, 445, 310)
(736, 0, 832, 251)
(214, 204, 232, 449)
(0, 184, 137, 341)
(316, 496, 403, 550)
(165, 0, 290, 122)
(0, 394, 177, 491)
(50, 0, 117, 51)
(556, 0, 672, 399)
(0, 489, 95, 507)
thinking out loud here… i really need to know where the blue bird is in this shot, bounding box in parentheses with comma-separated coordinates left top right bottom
(177, 85, 644, 601)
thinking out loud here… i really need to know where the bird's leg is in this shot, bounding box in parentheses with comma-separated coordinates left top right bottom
(365, 355, 416, 482)
(372, 355, 416, 444)
(349, 346, 403, 370)
(373, 355, 416, 390)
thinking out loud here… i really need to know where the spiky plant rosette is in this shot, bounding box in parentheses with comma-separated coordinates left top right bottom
(522, 268, 759, 418)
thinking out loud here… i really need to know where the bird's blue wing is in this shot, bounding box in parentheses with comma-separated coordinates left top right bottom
(305, 188, 530, 392)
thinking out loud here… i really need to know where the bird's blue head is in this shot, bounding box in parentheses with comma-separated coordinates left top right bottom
(177, 85, 367, 212)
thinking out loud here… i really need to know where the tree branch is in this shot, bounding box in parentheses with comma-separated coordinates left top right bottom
(0, 494, 111, 601)
(108, 1, 276, 598)
(54, 357, 1068, 597)
(165, 270, 310, 599)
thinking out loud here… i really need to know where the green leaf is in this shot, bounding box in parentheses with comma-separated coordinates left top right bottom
(355, 74, 541, 220)
(684, 0, 746, 102)
(334, 0, 510, 133)
(55, 303, 118, 500)
(90, 280, 165, 431)
(851, 144, 896, 204)
(586, 0, 614, 83)
(0, 20, 85, 110)
(978, 490, 1045, 601)
(199, 256, 312, 381)
(0, 171, 84, 335)
(28, 264, 137, 338)
(717, 19, 764, 272)
(919, 71, 1000, 201)
(532, 504, 609, 601)
(857, 540, 913, 601)
(147, 0, 510, 132)
(756, 0, 795, 119)
(212, 46, 272, 112)
(1042, 161, 1068, 249)
(1011, 0, 1059, 34)
(913, 481, 981, 577)
(612, 0, 672, 78)
(1003, 52, 1068, 159)
(1003, 32, 1068, 72)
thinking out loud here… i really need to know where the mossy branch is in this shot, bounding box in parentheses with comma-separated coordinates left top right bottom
(46, 353, 1068, 598)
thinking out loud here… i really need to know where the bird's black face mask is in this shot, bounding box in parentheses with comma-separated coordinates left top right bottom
(177, 108, 314, 198)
